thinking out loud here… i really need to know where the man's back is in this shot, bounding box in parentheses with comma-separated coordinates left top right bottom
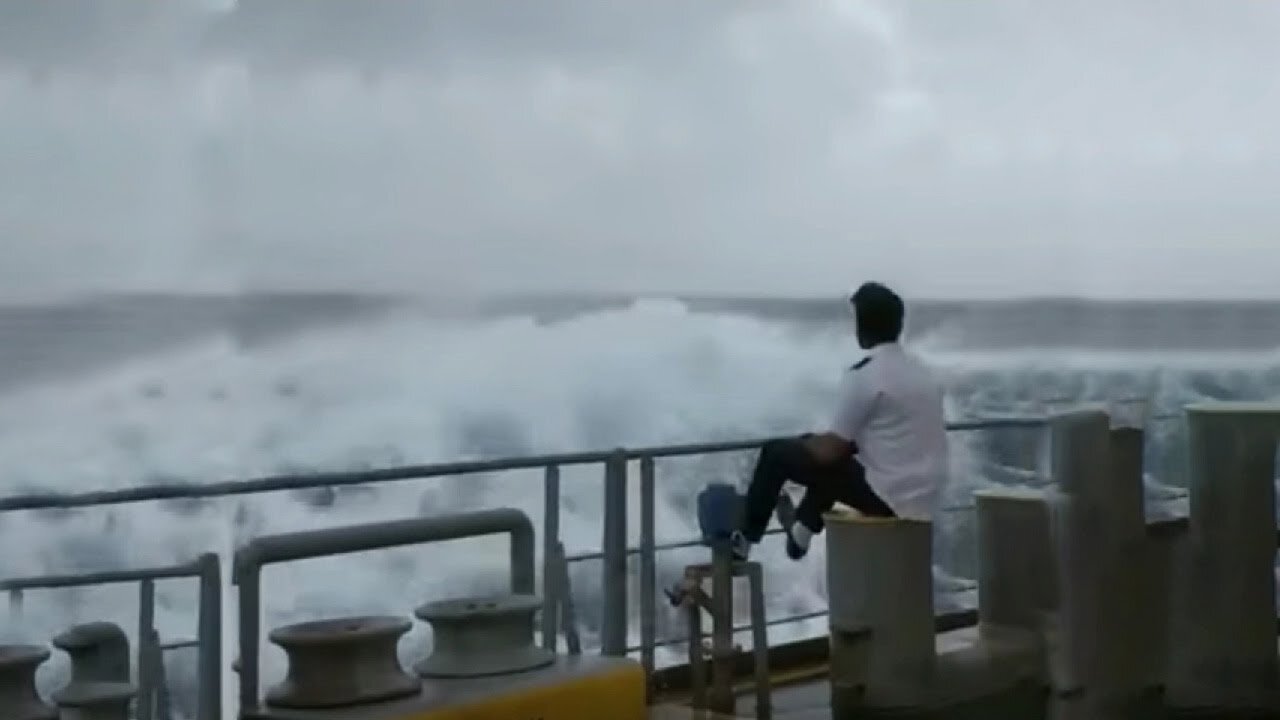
(834, 342, 948, 520)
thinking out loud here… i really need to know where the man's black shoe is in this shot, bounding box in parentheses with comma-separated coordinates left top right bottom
(730, 530, 751, 561)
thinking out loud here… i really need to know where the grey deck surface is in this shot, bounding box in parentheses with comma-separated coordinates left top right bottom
(648, 680, 830, 719)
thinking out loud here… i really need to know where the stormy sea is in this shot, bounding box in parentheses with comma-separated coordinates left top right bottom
(1, 292, 1277, 712)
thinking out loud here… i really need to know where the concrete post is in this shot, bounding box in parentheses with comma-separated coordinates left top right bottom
(826, 511, 935, 709)
(0, 645, 57, 720)
(1104, 421, 1155, 705)
(1049, 409, 1108, 698)
(1167, 402, 1280, 713)
(1140, 517, 1188, 691)
(1049, 409, 1152, 712)
(974, 488, 1056, 634)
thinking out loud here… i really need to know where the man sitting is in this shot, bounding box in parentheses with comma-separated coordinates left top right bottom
(733, 282, 948, 560)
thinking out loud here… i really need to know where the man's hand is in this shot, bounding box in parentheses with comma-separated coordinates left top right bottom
(803, 432, 855, 466)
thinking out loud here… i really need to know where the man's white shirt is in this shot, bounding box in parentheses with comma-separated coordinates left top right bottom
(829, 342, 948, 520)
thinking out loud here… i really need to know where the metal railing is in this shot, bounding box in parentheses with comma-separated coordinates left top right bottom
(232, 509, 536, 710)
(0, 415, 1061, 699)
(0, 554, 222, 720)
(0, 420, 1059, 681)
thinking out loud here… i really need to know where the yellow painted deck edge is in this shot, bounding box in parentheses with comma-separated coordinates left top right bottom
(395, 662, 647, 720)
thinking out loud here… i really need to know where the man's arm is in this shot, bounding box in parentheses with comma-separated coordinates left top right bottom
(806, 370, 875, 464)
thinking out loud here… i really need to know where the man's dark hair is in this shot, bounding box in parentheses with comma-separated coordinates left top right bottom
(849, 282, 905, 345)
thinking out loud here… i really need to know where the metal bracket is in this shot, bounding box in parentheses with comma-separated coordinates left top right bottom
(679, 543, 772, 719)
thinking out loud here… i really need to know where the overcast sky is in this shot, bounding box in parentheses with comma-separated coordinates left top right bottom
(2, 0, 1279, 301)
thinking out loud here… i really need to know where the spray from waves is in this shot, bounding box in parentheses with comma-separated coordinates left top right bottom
(1, 299, 1279, 713)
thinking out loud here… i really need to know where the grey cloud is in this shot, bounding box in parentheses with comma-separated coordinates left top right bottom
(1, 1, 1279, 300)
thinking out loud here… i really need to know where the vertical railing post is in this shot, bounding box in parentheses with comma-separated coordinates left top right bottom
(8, 588, 22, 622)
(600, 450, 629, 656)
(555, 541, 583, 655)
(639, 455, 657, 694)
(541, 464, 561, 652)
(195, 553, 221, 720)
(137, 579, 156, 720)
(708, 543, 736, 715)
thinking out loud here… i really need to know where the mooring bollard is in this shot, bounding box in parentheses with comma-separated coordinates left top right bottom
(52, 682, 135, 720)
(52, 622, 131, 693)
(414, 594, 555, 678)
(0, 645, 58, 720)
(265, 616, 420, 709)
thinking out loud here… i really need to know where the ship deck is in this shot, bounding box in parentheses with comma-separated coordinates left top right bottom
(650, 681, 829, 719)
(648, 625, 988, 720)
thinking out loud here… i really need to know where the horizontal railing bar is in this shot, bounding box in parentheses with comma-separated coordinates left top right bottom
(628, 417, 1046, 460)
(0, 559, 204, 591)
(562, 500, 982, 565)
(161, 639, 201, 651)
(630, 606, 975, 653)
(0, 417, 1047, 514)
(0, 450, 618, 513)
(566, 529, 788, 564)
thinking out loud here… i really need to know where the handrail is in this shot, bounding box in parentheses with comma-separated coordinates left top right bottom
(232, 508, 536, 710)
(1, 555, 222, 720)
(0, 559, 206, 591)
(0, 416, 1048, 513)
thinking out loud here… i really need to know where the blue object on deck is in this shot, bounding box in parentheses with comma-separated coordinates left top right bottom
(697, 483, 743, 545)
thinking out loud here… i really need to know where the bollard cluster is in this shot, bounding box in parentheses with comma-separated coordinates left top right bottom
(262, 592, 557, 709)
(823, 402, 1280, 719)
(0, 622, 136, 720)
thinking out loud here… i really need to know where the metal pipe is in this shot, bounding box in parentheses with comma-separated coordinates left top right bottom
(237, 567, 262, 713)
(195, 553, 221, 720)
(0, 451, 613, 512)
(708, 543, 735, 714)
(631, 609, 836, 653)
(233, 508, 535, 709)
(554, 541, 582, 656)
(600, 451, 629, 657)
(0, 417, 1049, 513)
(565, 528, 789, 564)
(541, 465, 561, 652)
(137, 580, 156, 720)
(0, 561, 203, 591)
(639, 455, 657, 692)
